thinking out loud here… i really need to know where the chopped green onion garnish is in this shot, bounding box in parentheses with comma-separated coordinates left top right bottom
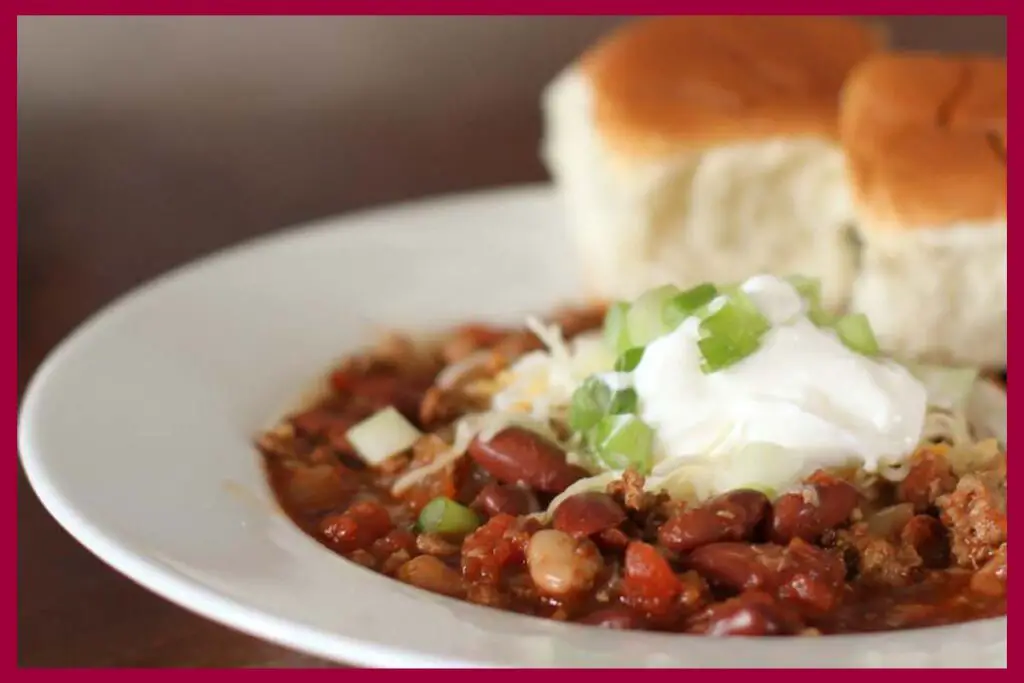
(698, 335, 760, 373)
(626, 285, 681, 347)
(663, 283, 719, 329)
(834, 313, 880, 356)
(696, 291, 771, 373)
(728, 290, 771, 332)
(608, 388, 638, 415)
(786, 275, 835, 326)
(417, 497, 481, 535)
(603, 301, 632, 354)
(614, 347, 646, 372)
(568, 376, 612, 433)
(808, 306, 837, 327)
(590, 415, 655, 474)
(786, 275, 821, 303)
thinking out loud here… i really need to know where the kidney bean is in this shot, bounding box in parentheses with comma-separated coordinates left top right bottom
(552, 492, 627, 538)
(471, 482, 538, 518)
(900, 515, 950, 569)
(688, 540, 846, 615)
(576, 607, 646, 630)
(687, 542, 776, 593)
(526, 529, 603, 597)
(319, 500, 394, 553)
(776, 538, 847, 614)
(659, 489, 770, 552)
(770, 474, 859, 543)
(467, 428, 588, 493)
(702, 591, 805, 636)
(596, 527, 631, 551)
(898, 448, 957, 512)
(396, 555, 465, 598)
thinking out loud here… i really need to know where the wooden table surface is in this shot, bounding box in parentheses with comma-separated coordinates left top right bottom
(17, 16, 1005, 668)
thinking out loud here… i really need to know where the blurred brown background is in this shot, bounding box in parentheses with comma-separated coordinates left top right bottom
(17, 16, 1006, 667)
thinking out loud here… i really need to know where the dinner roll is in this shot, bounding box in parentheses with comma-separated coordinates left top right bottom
(842, 54, 1006, 368)
(541, 17, 883, 309)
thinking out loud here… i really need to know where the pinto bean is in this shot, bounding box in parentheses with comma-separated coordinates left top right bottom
(701, 591, 805, 636)
(576, 607, 646, 630)
(659, 489, 770, 552)
(471, 482, 538, 518)
(526, 529, 603, 597)
(770, 474, 859, 543)
(468, 428, 588, 493)
(552, 492, 627, 538)
(396, 555, 465, 597)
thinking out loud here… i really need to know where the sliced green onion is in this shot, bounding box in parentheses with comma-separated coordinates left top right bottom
(663, 283, 719, 330)
(603, 301, 632, 354)
(626, 285, 681, 347)
(807, 306, 837, 327)
(568, 376, 612, 432)
(786, 275, 835, 326)
(608, 388, 638, 415)
(614, 347, 646, 372)
(345, 407, 423, 465)
(590, 415, 655, 474)
(834, 313, 880, 356)
(697, 335, 759, 373)
(417, 497, 481, 535)
(786, 275, 821, 303)
(697, 291, 771, 373)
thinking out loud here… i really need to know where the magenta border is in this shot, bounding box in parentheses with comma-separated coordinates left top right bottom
(9, 1, 1018, 16)
(11, 2, 1013, 673)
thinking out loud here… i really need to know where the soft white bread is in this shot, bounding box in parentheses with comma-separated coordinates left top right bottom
(842, 54, 1007, 368)
(541, 17, 883, 309)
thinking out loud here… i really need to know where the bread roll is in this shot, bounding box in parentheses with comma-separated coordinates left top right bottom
(842, 54, 1006, 368)
(541, 17, 883, 309)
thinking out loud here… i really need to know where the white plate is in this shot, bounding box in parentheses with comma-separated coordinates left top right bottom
(18, 185, 1007, 668)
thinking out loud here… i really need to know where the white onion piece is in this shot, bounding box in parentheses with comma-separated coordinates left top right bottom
(346, 407, 422, 466)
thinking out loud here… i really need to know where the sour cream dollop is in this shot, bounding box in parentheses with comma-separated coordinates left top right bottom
(632, 275, 928, 475)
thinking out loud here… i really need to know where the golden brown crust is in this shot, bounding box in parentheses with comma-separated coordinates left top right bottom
(581, 17, 882, 157)
(840, 54, 1006, 229)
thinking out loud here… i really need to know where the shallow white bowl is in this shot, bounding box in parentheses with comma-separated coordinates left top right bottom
(18, 185, 1007, 668)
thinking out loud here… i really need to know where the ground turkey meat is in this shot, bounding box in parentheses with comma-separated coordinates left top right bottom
(938, 469, 1007, 568)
